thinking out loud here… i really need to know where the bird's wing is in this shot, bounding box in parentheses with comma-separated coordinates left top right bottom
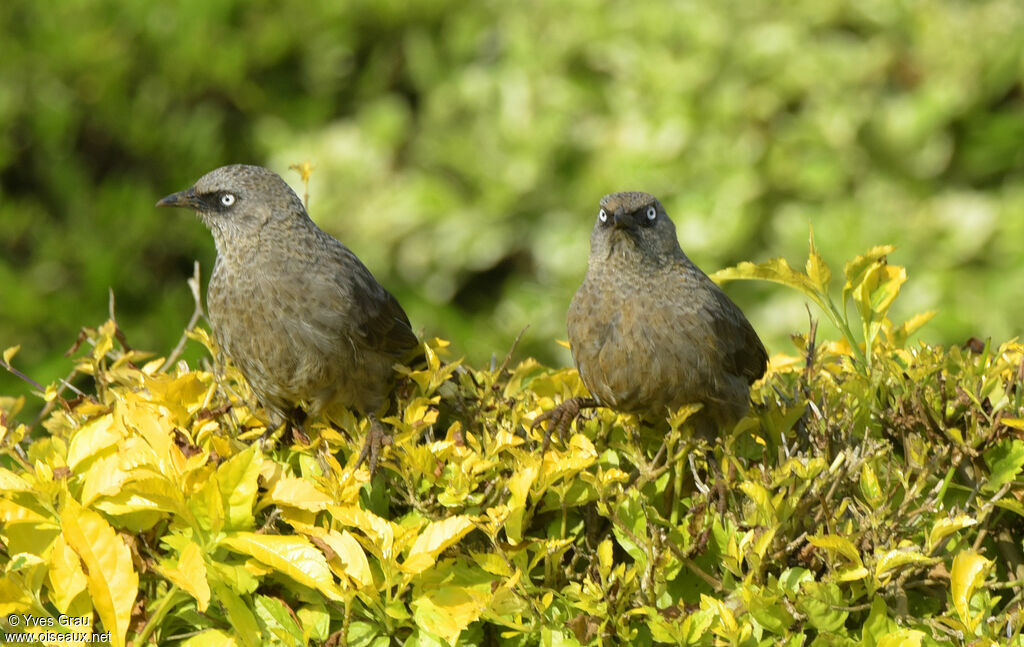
(708, 286, 768, 384)
(292, 234, 419, 358)
(353, 286, 420, 357)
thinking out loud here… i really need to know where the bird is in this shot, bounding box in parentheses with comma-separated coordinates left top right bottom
(535, 191, 767, 445)
(156, 164, 419, 472)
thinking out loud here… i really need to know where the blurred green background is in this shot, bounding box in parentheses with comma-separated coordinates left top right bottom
(2, 0, 1024, 406)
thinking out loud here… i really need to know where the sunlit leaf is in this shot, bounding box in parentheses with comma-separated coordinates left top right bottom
(411, 585, 491, 645)
(927, 515, 976, 553)
(60, 498, 138, 647)
(220, 532, 343, 602)
(403, 516, 475, 575)
(950, 550, 992, 633)
(808, 535, 863, 567)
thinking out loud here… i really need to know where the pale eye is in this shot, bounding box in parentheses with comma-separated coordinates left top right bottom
(646, 206, 657, 220)
(598, 208, 608, 223)
(220, 193, 236, 207)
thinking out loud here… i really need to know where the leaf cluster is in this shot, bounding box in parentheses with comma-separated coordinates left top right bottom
(1, 242, 1023, 646)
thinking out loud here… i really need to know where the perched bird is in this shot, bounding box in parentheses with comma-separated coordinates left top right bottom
(536, 191, 767, 443)
(157, 164, 418, 471)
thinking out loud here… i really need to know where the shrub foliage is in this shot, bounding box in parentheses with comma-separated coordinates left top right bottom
(1, 241, 1022, 646)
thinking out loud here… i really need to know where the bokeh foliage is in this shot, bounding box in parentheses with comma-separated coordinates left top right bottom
(2, 0, 1024, 399)
(1, 242, 1022, 645)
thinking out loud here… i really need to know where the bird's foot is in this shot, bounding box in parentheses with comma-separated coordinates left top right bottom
(291, 424, 312, 446)
(355, 414, 393, 476)
(531, 397, 599, 451)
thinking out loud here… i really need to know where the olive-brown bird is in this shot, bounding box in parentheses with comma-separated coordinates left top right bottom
(157, 164, 418, 471)
(536, 191, 767, 443)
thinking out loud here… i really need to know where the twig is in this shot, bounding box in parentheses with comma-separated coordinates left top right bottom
(160, 262, 205, 373)
(494, 325, 529, 377)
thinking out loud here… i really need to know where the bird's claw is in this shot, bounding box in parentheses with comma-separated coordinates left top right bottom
(531, 397, 598, 451)
(355, 415, 392, 476)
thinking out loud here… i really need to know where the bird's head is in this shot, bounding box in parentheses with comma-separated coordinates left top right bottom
(589, 192, 682, 266)
(156, 164, 308, 240)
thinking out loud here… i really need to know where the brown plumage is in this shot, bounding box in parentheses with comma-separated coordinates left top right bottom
(537, 191, 767, 441)
(157, 164, 418, 469)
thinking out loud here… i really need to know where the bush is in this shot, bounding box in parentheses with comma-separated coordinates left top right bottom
(1, 241, 1021, 646)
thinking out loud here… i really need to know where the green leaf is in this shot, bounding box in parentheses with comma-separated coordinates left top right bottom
(861, 596, 896, 647)
(842, 245, 897, 306)
(217, 444, 262, 531)
(796, 581, 848, 633)
(212, 582, 262, 647)
(983, 439, 1024, 493)
(254, 594, 305, 647)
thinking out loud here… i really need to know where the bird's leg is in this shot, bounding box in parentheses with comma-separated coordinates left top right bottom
(288, 408, 311, 446)
(355, 413, 393, 475)
(531, 396, 599, 451)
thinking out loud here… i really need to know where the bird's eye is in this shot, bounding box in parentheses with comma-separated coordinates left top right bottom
(646, 206, 657, 220)
(220, 193, 236, 207)
(598, 208, 608, 223)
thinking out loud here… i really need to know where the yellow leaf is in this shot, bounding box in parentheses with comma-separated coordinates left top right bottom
(155, 540, 212, 612)
(403, 516, 475, 575)
(331, 505, 395, 559)
(701, 594, 738, 636)
(739, 481, 775, 522)
(60, 498, 139, 647)
(0, 574, 33, 615)
(874, 549, 932, 580)
(712, 257, 822, 308)
(809, 535, 863, 567)
(470, 551, 513, 577)
(506, 463, 539, 543)
(48, 533, 89, 614)
(0, 498, 51, 525)
(853, 263, 906, 322)
(597, 539, 614, 577)
(93, 321, 116, 362)
(3, 345, 20, 364)
(289, 160, 316, 183)
(950, 550, 993, 633)
(805, 228, 832, 292)
(304, 527, 374, 589)
(877, 629, 925, 647)
(859, 463, 884, 508)
(0, 467, 32, 492)
(927, 515, 976, 552)
(411, 585, 491, 645)
(265, 477, 333, 512)
(180, 630, 239, 647)
(217, 444, 262, 531)
(67, 414, 121, 472)
(843, 245, 897, 294)
(220, 532, 343, 602)
(836, 566, 869, 582)
(1002, 418, 1024, 431)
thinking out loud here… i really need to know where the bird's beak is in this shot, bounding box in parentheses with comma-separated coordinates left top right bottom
(612, 209, 635, 232)
(156, 187, 201, 209)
